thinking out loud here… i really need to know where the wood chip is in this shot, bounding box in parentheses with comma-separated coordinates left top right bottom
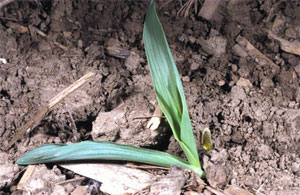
(60, 163, 154, 195)
(53, 41, 68, 51)
(105, 38, 130, 59)
(232, 44, 248, 58)
(206, 185, 225, 195)
(28, 25, 38, 42)
(199, 0, 222, 21)
(236, 35, 280, 74)
(70, 186, 88, 195)
(187, 191, 200, 195)
(17, 165, 36, 190)
(6, 22, 28, 33)
(236, 77, 252, 88)
(6, 21, 47, 39)
(272, 14, 285, 31)
(268, 31, 300, 56)
(224, 185, 253, 195)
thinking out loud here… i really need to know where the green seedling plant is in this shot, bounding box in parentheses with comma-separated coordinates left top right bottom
(201, 127, 212, 152)
(17, 0, 205, 178)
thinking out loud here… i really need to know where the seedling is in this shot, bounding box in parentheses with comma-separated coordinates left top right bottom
(17, 1, 205, 178)
(201, 127, 212, 152)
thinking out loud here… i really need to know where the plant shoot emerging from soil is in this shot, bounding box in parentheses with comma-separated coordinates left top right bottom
(17, 0, 205, 178)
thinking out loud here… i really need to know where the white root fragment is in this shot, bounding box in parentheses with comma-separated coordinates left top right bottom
(147, 104, 163, 131)
(0, 58, 7, 64)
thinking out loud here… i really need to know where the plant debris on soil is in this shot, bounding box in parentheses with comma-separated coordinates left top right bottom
(1, 0, 300, 194)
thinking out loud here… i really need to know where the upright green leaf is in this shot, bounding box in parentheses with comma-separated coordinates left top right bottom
(143, 1, 200, 168)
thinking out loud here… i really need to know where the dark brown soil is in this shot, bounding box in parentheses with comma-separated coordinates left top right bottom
(1, 0, 300, 194)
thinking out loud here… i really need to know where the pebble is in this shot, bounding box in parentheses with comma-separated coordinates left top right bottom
(218, 80, 225, 86)
(236, 77, 252, 88)
(231, 86, 246, 100)
(190, 62, 200, 70)
(292, 162, 299, 173)
(231, 64, 238, 72)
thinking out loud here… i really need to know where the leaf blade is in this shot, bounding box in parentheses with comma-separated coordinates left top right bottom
(143, 0, 200, 168)
(17, 141, 204, 177)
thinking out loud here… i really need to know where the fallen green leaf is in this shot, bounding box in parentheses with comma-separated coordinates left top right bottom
(17, 141, 203, 176)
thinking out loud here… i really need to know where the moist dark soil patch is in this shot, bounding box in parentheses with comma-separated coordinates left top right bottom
(0, 0, 300, 194)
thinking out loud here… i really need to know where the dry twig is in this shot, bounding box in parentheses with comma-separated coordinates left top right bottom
(235, 35, 280, 75)
(178, 0, 199, 18)
(0, 0, 14, 10)
(5, 72, 95, 150)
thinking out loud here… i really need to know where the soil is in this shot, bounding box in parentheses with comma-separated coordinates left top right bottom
(1, 0, 300, 194)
